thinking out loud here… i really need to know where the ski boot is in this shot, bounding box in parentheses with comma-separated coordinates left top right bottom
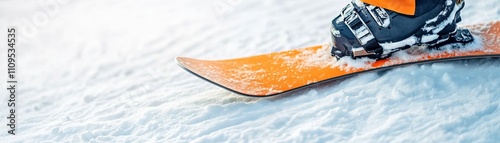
(330, 0, 474, 59)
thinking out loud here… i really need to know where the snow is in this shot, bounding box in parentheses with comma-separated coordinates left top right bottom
(0, 0, 499, 142)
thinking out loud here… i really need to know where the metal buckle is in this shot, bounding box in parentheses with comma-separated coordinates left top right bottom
(341, 3, 375, 46)
(340, 3, 377, 57)
(366, 5, 390, 27)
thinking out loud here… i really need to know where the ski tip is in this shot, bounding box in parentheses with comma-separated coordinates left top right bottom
(175, 57, 185, 67)
(175, 56, 270, 97)
(175, 56, 186, 62)
(175, 57, 197, 73)
(175, 57, 195, 66)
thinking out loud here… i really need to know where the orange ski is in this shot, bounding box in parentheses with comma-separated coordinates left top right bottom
(176, 22, 500, 97)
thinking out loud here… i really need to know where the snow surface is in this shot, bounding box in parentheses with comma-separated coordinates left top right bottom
(0, 0, 500, 142)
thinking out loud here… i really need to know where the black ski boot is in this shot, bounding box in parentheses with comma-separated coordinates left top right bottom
(330, 0, 473, 59)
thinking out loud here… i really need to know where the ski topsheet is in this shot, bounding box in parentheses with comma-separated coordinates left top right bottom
(176, 21, 500, 97)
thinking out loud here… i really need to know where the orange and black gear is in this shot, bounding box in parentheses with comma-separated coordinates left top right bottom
(361, 0, 465, 16)
(361, 0, 416, 15)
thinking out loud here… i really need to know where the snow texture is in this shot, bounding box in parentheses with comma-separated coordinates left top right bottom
(0, 0, 499, 142)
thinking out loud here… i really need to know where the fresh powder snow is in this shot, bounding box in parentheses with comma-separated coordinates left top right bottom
(0, 0, 499, 142)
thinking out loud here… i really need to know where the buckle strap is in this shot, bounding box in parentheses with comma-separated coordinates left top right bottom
(341, 2, 375, 46)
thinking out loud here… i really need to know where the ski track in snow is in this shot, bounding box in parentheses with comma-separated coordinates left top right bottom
(0, 0, 499, 142)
